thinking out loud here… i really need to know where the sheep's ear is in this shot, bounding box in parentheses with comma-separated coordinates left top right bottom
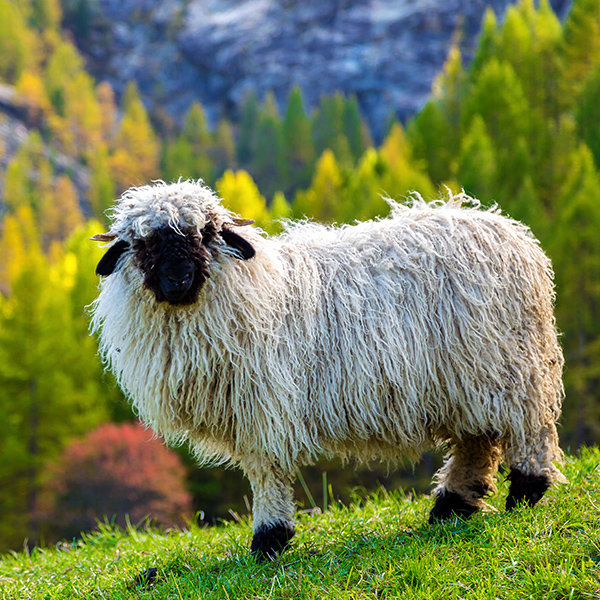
(96, 240, 130, 276)
(220, 227, 255, 260)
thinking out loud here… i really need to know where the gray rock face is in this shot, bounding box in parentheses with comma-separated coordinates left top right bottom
(76, 0, 572, 140)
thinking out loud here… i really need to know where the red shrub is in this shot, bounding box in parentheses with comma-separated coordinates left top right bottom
(39, 422, 192, 541)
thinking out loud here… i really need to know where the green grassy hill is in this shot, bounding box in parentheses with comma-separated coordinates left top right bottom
(2, 447, 599, 600)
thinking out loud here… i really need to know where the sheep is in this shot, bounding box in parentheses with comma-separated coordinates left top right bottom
(90, 180, 564, 559)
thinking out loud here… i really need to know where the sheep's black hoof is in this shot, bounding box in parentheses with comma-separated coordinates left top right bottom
(506, 469, 550, 511)
(429, 490, 478, 524)
(251, 522, 295, 561)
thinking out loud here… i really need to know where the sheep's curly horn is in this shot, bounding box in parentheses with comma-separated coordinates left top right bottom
(90, 233, 118, 242)
(229, 217, 255, 226)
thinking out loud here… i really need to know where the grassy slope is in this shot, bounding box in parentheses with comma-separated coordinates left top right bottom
(1, 448, 599, 600)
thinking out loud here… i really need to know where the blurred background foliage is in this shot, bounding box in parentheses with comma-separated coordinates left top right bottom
(0, 0, 599, 552)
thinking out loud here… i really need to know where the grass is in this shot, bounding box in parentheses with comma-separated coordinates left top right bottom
(1, 447, 599, 599)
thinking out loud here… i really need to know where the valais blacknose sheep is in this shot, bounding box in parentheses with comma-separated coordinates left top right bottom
(90, 180, 564, 559)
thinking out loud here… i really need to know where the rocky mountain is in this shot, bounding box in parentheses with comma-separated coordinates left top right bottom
(0, 85, 91, 217)
(65, 0, 572, 139)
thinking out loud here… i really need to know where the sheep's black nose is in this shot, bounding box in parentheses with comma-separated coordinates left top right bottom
(159, 269, 195, 304)
(167, 273, 193, 288)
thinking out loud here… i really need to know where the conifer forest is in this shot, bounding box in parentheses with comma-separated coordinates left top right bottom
(0, 0, 599, 552)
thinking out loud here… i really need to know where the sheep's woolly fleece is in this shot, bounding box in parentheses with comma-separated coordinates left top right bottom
(91, 181, 564, 483)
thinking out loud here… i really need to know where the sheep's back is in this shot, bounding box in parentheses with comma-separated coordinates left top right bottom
(275, 203, 562, 459)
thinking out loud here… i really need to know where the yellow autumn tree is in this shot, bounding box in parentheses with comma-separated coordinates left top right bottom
(0, 0, 36, 83)
(216, 169, 270, 228)
(268, 191, 292, 234)
(379, 123, 435, 200)
(39, 174, 84, 255)
(0, 205, 41, 294)
(62, 71, 103, 157)
(88, 144, 116, 223)
(293, 149, 345, 223)
(16, 69, 52, 123)
(44, 40, 104, 157)
(110, 82, 160, 191)
(96, 81, 117, 143)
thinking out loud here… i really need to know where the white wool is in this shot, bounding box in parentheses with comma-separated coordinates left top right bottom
(91, 181, 564, 490)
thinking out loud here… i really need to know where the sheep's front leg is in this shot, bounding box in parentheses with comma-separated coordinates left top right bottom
(242, 459, 296, 560)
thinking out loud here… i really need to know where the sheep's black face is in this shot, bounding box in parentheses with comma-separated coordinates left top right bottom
(135, 226, 213, 306)
(95, 221, 255, 302)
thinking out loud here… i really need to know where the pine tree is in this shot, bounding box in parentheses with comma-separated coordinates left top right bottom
(3, 145, 34, 213)
(406, 101, 455, 184)
(341, 147, 388, 222)
(0, 205, 40, 294)
(40, 174, 84, 251)
(16, 69, 52, 123)
(462, 58, 533, 201)
(237, 89, 259, 167)
(27, 0, 62, 31)
(283, 86, 315, 192)
(509, 174, 546, 236)
(250, 93, 286, 199)
(343, 95, 372, 163)
(561, 0, 600, 101)
(184, 101, 212, 148)
(575, 62, 600, 170)
(110, 82, 160, 191)
(163, 135, 193, 182)
(464, 58, 530, 153)
(44, 40, 85, 115)
(469, 8, 498, 79)
(494, 0, 563, 119)
(478, 0, 564, 200)
(550, 143, 600, 447)
(66, 222, 127, 423)
(0, 0, 35, 83)
(185, 102, 215, 180)
(212, 119, 236, 183)
(164, 102, 215, 183)
(456, 115, 497, 202)
(89, 145, 116, 223)
(379, 123, 435, 203)
(312, 93, 353, 167)
(61, 0, 94, 42)
(293, 150, 345, 222)
(59, 71, 103, 157)
(431, 43, 466, 131)
(406, 43, 466, 185)
(96, 81, 117, 143)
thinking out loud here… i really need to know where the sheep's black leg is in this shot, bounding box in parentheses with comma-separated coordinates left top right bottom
(503, 422, 563, 512)
(505, 469, 550, 510)
(251, 522, 295, 561)
(429, 434, 502, 524)
(243, 458, 296, 561)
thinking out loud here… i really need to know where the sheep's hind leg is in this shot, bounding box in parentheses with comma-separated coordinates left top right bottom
(243, 459, 296, 561)
(429, 434, 502, 524)
(505, 422, 564, 511)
